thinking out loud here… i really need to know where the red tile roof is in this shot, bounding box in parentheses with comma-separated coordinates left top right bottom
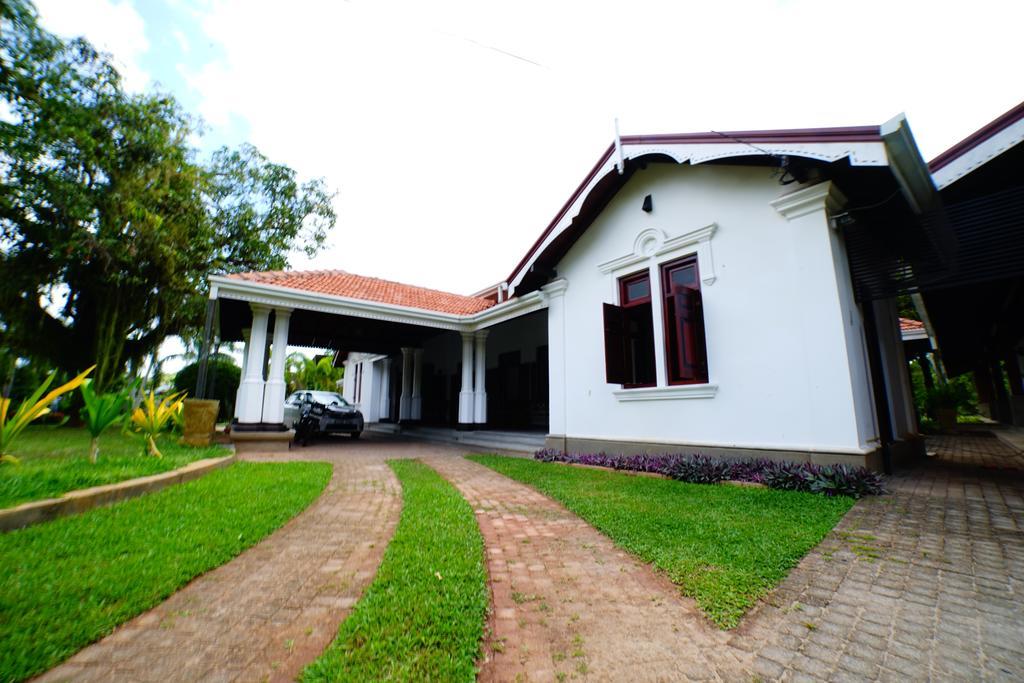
(227, 269, 497, 315)
(899, 317, 925, 333)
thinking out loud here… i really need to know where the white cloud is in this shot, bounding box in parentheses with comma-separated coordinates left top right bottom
(172, 29, 191, 55)
(34, 0, 150, 91)
(133, 0, 1024, 293)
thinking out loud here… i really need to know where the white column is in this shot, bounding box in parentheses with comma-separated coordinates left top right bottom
(542, 280, 569, 444)
(237, 305, 271, 424)
(233, 328, 250, 419)
(399, 347, 414, 421)
(473, 330, 488, 424)
(378, 357, 392, 420)
(411, 348, 423, 420)
(458, 332, 475, 426)
(261, 308, 292, 425)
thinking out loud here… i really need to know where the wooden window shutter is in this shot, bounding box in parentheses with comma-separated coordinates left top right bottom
(672, 287, 708, 381)
(603, 302, 629, 384)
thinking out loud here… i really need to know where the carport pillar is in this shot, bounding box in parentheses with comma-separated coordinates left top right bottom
(261, 308, 292, 425)
(473, 330, 488, 424)
(399, 347, 414, 421)
(378, 357, 392, 420)
(233, 328, 251, 420)
(237, 305, 271, 424)
(411, 348, 423, 420)
(543, 279, 570, 450)
(458, 332, 475, 428)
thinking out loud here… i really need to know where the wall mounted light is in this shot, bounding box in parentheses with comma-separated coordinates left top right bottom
(642, 194, 653, 213)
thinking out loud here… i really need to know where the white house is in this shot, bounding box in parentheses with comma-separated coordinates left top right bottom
(208, 115, 941, 470)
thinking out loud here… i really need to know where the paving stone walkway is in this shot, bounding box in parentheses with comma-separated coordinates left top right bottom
(427, 435, 1024, 682)
(925, 432, 1024, 469)
(741, 459, 1024, 681)
(424, 455, 748, 682)
(35, 432, 1024, 682)
(39, 446, 406, 683)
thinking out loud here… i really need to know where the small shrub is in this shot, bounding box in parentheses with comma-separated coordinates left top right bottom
(534, 450, 884, 498)
(80, 380, 132, 463)
(667, 454, 730, 484)
(173, 357, 240, 421)
(130, 390, 187, 457)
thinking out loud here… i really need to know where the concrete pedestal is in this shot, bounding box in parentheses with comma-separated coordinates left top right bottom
(230, 430, 295, 454)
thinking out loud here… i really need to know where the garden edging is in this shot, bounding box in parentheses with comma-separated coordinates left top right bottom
(0, 454, 237, 532)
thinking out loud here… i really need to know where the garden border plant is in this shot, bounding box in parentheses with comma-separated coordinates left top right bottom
(534, 449, 884, 498)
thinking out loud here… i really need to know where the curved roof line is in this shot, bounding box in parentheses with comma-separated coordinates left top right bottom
(506, 124, 893, 294)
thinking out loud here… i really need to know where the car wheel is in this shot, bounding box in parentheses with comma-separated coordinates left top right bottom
(350, 431, 361, 439)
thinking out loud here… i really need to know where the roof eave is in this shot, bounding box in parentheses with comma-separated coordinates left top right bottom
(879, 113, 938, 215)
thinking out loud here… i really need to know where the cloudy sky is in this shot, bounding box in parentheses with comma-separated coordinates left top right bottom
(35, 0, 1023, 296)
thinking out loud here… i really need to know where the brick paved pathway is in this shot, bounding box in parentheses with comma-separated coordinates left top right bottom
(36, 433, 1024, 682)
(426, 439, 1023, 682)
(742, 443, 1024, 681)
(39, 446, 406, 683)
(424, 455, 748, 682)
(926, 432, 1024, 469)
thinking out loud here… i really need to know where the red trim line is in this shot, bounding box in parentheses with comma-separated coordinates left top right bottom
(506, 125, 885, 289)
(929, 100, 1024, 172)
(622, 125, 882, 146)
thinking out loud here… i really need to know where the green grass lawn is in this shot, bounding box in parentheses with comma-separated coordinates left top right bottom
(0, 426, 228, 508)
(0, 460, 331, 682)
(303, 460, 487, 682)
(470, 455, 854, 628)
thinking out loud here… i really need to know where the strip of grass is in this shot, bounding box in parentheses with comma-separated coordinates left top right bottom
(303, 459, 487, 682)
(0, 460, 331, 682)
(470, 455, 854, 628)
(0, 426, 228, 508)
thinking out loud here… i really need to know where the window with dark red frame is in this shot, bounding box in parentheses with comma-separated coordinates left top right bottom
(603, 271, 657, 387)
(661, 256, 708, 384)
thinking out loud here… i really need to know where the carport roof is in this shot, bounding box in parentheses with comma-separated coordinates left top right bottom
(227, 269, 496, 315)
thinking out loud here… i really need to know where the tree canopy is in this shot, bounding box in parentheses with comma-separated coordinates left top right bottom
(0, 1, 336, 389)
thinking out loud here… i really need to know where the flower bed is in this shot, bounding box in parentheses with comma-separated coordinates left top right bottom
(534, 450, 884, 498)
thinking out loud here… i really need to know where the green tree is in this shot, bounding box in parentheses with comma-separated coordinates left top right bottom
(0, 1, 336, 390)
(285, 353, 344, 393)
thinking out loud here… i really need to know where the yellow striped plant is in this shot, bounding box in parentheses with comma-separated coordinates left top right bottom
(130, 390, 187, 457)
(0, 366, 95, 464)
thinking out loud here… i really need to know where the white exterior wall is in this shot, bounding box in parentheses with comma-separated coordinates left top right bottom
(342, 352, 385, 420)
(554, 164, 879, 455)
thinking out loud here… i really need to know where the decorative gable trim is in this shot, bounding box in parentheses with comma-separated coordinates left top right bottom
(598, 223, 718, 286)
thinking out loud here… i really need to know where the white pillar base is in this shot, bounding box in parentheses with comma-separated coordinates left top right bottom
(261, 379, 287, 424)
(473, 391, 487, 425)
(458, 390, 475, 425)
(236, 378, 266, 424)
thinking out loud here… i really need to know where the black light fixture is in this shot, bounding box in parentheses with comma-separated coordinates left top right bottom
(641, 194, 653, 213)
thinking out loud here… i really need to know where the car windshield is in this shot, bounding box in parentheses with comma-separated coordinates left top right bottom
(306, 391, 348, 406)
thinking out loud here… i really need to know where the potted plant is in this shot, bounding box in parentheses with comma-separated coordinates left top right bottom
(926, 381, 967, 433)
